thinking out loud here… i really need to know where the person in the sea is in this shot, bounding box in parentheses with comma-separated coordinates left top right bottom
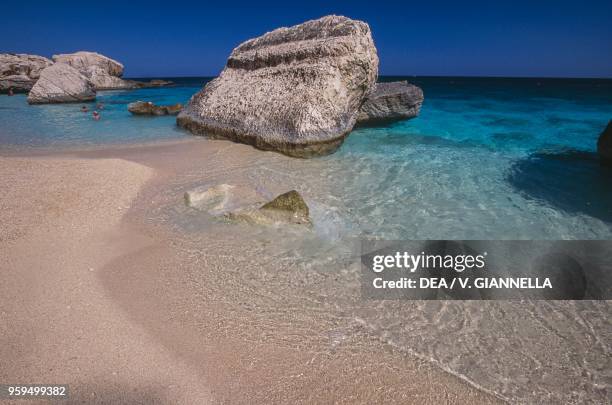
(8, 87, 14, 96)
(92, 111, 100, 121)
(96, 102, 104, 110)
(81, 105, 88, 113)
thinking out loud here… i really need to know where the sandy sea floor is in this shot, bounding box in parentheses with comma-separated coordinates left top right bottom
(0, 138, 502, 404)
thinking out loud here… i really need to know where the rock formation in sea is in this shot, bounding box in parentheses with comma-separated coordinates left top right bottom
(27, 63, 96, 104)
(597, 120, 612, 166)
(177, 15, 379, 157)
(52, 51, 173, 90)
(356, 81, 424, 126)
(0, 53, 53, 93)
(128, 101, 182, 116)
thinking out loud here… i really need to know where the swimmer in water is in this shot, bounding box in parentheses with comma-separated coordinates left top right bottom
(92, 111, 100, 121)
(96, 102, 104, 110)
(81, 105, 88, 113)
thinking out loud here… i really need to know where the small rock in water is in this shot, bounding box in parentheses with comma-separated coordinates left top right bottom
(261, 190, 309, 219)
(185, 184, 311, 227)
(227, 190, 311, 226)
(128, 101, 182, 116)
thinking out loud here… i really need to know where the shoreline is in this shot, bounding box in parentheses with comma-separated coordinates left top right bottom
(0, 141, 502, 404)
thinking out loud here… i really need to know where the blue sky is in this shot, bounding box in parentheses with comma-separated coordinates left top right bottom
(2, 0, 611, 78)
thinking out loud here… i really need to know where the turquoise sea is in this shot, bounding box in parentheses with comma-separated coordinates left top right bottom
(1, 76, 611, 240)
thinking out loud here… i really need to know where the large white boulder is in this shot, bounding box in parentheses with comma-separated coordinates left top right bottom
(178, 15, 379, 157)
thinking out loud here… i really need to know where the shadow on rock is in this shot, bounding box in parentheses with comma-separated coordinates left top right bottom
(507, 150, 612, 223)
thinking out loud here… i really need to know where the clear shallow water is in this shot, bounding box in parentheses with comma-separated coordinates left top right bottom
(3, 76, 609, 235)
(0, 77, 210, 148)
(323, 77, 612, 239)
(3, 76, 612, 403)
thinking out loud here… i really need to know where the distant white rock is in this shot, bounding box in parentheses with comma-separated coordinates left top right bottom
(52, 51, 124, 77)
(52, 51, 127, 90)
(0, 53, 53, 93)
(27, 63, 96, 104)
(51, 51, 173, 90)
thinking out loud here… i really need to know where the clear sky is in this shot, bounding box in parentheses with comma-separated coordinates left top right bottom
(2, 0, 611, 78)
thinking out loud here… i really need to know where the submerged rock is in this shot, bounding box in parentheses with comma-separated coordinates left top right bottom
(356, 81, 424, 125)
(128, 101, 182, 116)
(185, 184, 236, 214)
(0, 53, 53, 93)
(178, 15, 379, 157)
(597, 120, 612, 166)
(52, 51, 173, 90)
(227, 190, 311, 226)
(185, 183, 266, 216)
(27, 63, 96, 104)
(185, 183, 311, 226)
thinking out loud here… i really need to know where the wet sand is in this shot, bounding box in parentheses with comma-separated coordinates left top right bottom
(0, 139, 502, 404)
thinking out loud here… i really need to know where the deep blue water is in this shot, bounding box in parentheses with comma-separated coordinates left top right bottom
(1, 76, 611, 237)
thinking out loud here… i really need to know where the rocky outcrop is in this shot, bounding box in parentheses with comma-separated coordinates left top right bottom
(52, 51, 173, 90)
(178, 15, 379, 158)
(52, 51, 124, 76)
(0, 53, 53, 93)
(598, 121, 612, 166)
(27, 63, 96, 104)
(357, 81, 424, 125)
(128, 101, 182, 116)
(85, 65, 131, 89)
(52, 51, 126, 90)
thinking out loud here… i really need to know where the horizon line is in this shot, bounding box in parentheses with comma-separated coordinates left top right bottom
(125, 74, 612, 80)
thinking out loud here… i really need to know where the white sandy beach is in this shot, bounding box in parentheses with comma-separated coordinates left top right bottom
(0, 141, 502, 404)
